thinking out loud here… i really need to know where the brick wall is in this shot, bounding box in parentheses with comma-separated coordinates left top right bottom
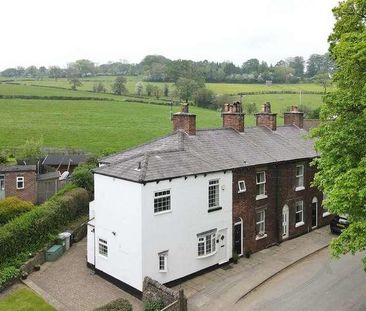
(173, 114, 196, 135)
(222, 113, 244, 132)
(232, 160, 329, 254)
(4, 171, 37, 204)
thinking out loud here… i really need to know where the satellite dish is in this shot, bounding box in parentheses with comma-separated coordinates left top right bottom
(59, 171, 70, 181)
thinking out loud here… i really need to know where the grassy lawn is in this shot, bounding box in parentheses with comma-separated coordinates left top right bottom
(0, 287, 55, 311)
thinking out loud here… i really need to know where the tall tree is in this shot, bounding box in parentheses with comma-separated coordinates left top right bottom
(313, 0, 366, 269)
(111, 76, 127, 95)
(175, 78, 201, 103)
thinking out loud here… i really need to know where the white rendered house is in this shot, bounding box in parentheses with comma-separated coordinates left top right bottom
(87, 107, 233, 291)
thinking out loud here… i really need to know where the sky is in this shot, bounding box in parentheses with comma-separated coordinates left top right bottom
(0, 0, 339, 70)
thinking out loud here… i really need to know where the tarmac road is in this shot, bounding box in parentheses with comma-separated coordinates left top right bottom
(233, 248, 366, 311)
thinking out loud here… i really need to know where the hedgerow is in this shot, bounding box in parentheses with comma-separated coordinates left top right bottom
(0, 197, 34, 226)
(0, 187, 89, 264)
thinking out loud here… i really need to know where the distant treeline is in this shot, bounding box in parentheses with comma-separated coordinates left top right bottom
(0, 53, 335, 84)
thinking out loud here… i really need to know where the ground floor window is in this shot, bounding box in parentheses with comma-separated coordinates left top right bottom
(158, 252, 168, 272)
(256, 210, 266, 236)
(98, 238, 108, 257)
(197, 232, 216, 257)
(295, 200, 304, 226)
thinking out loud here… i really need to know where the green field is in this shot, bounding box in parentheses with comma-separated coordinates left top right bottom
(0, 78, 324, 154)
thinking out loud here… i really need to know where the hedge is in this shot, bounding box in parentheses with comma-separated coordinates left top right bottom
(0, 188, 89, 263)
(94, 298, 133, 311)
(0, 197, 34, 226)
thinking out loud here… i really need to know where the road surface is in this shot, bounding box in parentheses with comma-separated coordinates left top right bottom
(233, 248, 366, 311)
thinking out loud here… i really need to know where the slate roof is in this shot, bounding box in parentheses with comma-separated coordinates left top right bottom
(0, 165, 36, 173)
(95, 125, 317, 183)
(37, 171, 61, 181)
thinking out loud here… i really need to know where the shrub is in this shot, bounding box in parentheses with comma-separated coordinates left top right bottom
(0, 188, 89, 263)
(94, 298, 133, 311)
(144, 299, 164, 311)
(0, 150, 7, 164)
(0, 265, 19, 288)
(70, 163, 96, 193)
(0, 197, 34, 225)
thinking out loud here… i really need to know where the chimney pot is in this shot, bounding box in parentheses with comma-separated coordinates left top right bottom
(255, 102, 277, 130)
(222, 101, 245, 132)
(284, 105, 304, 128)
(173, 103, 196, 135)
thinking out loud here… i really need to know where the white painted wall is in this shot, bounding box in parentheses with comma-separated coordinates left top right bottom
(90, 174, 144, 290)
(141, 172, 232, 285)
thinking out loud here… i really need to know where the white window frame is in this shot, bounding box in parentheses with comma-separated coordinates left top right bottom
(197, 232, 216, 257)
(295, 200, 304, 227)
(208, 179, 220, 210)
(158, 252, 168, 272)
(154, 190, 171, 214)
(0, 175, 4, 191)
(295, 164, 305, 191)
(256, 210, 267, 239)
(256, 171, 267, 200)
(238, 180, 246, 193)
(98, 238, 108, 257)
(16, 176, 24, 190)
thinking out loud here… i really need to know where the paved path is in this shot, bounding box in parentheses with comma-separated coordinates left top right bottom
(233, 248, 366, 311)
(173, 226, 333, 311)
(26, 239, 143, 311)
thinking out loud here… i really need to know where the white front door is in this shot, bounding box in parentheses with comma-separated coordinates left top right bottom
(217, 228, 227, 264)
(282, 205, 289, 239)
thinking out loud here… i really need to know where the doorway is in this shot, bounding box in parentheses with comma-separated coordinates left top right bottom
(218, 228, 228, 264)
(312, 197, 318, 229)
(234, 219, 243, 256)
(282, 205, 289, 239)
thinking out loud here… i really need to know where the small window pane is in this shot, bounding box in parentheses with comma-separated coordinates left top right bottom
(98, 239, 108, 257)
(208, 180, 219, 209)
(238, 180, 246, 192)
(154, 190, 171, 213)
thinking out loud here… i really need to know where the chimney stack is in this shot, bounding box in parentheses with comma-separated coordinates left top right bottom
(255, 102, 277, 130)
(222, 101, 245, 132)
(284, 105, 304, 128)
(173, 103, 196, 135)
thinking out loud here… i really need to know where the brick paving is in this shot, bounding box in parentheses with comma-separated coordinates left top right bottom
(26, 239, 143, 311)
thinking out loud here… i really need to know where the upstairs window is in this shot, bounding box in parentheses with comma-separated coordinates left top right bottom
(295, 201, 304, 227)
(256, 171, 266, 199)
(0, 175, 4, 191)
(154, 190, 171, 214)
(158, 251, 168, 272)
(238, 180, 246, 193)
(296, 165, 304, 190)
(98, 238, 108, 257)
(16, 176, 24, 190)
(208, 180, 219, 209)
(197, 232, 216, 257)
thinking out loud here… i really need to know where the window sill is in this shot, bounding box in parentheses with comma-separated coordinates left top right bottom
(208, 206, 222, 213)
(295, 221, 304, 228)
(197, 251, 217, 259)
(238, 190, 246, 194)
(322, 212, 331, 217)
(154, 210, 172, 216)
(159, 270, 167, 273)
(98, 254, 108, 259)
(256, 233, 267, 240)
(256, 194, 268, 201)
(295, 186, 305, 192)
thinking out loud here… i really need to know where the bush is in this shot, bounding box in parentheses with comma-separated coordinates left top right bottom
(71, 163, 96, 193)
(0, 188, 89, 263)
(0, 150, 7, 164)
(0, 197, 34, 225)
(94, 298, 133, 311)
(144, 299, 164, 311)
